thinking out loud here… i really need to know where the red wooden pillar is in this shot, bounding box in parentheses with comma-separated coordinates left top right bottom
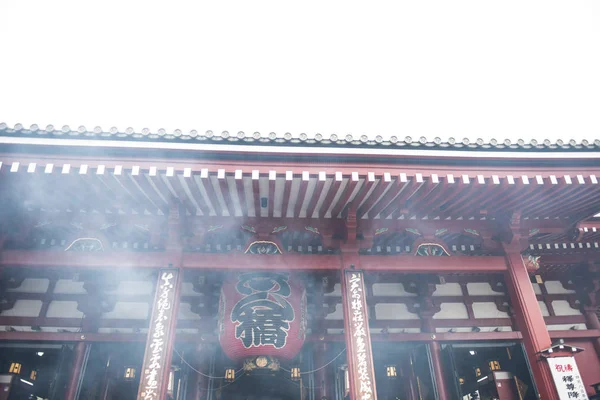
(504, 247, 559, 400)
(583, 306, 600, 358)
(420, 316, 450, 400)
(64, 341, 88, 400)
(314, 342, 330, 400)
(428, 342, 449, 400)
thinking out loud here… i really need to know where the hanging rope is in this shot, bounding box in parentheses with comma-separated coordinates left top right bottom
(198, 371, 246, 392)
(279, 348, 346, 375)
(173, 348, 244, 379)
(281, 375, 325, 390)
(175, 346, 345, 382)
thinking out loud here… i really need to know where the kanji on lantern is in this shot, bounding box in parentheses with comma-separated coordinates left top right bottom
(231, 272, 295, 349)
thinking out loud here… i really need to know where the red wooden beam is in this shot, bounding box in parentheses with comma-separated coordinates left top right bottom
(0, 316, 216, 331)
(310, 331, 524, 342)
(0, 331, 145, 342)
(1, 329, 597, 344)
(182, 253, 341, 270)
(540, 254, 597, 266)
(0, 250, 171, 269)
(548, 329, 600, 339)
(359, 255, 507, 272)
(0, 249, 513, 273)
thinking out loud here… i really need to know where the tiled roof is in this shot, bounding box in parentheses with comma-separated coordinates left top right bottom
(1, 122, 600, 151)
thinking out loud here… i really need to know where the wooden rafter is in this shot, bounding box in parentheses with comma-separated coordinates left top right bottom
(330, 175, 360, 218)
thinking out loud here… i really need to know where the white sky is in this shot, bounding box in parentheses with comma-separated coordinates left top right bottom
(1, 1, 599, 142)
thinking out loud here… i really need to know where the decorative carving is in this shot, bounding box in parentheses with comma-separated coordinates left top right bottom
(190, 299, 214, 317)
(0, 272, 25, 291)
(77, 296, 115, 317)
(408, 298, 441, 316)
(521, 254, 540, 270)
(245, 241, 282, 255)
(243, 356, 280, 372)
(64, 238, 105, 252)
(305, 226, 320, 235)
(76, 276, 118, 319)
(375, 228, 388, 236)
(100, 222, 117, 231)
(190, 273, 220, 316)
(326, 302, 337, 316)
(529, 228, 540, 237)
(0, 297, 16, 313)
(272, 226, 287, 234)
(33, 221, 51, 229)
(404, 276, 440, 317)
(208, 225, 223, 232)
(0, 269, 22, 314)
(494, 299, 511, 314)
(464, 228, 479, 237)
(414, 243, 450, 256)
(567, 298, 581, 312)
(241, 225, 256, 234)
(574, 271, 600, 308)
(488, 277, 507, 294)
(322, 274, 336, 294)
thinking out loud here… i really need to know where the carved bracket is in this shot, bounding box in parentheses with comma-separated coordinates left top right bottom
(76, 274, 118, 319)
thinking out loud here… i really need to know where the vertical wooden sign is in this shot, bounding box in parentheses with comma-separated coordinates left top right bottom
(137, 269, 181, 400)
(547, 357, 588, 400)
(342, 270, 378, 400)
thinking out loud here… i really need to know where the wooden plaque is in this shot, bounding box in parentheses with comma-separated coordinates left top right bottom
(342, 270, 378, 400)
(137, 269, 181, 400)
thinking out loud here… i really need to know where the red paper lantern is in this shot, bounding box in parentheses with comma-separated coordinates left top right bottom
(218, 272, 307, 361)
